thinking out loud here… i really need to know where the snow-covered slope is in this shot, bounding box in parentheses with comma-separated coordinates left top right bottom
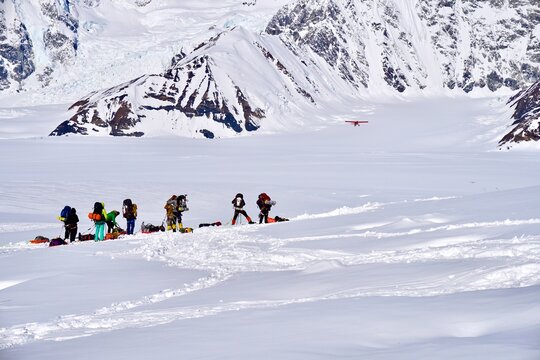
(1, 98, 540, 357)
(0, 0, 292, 100)
(266, 0, 540, 93)
(2, 0, 539, 138)
(499, 80, 540, 147)
(49, 28, 322, 137)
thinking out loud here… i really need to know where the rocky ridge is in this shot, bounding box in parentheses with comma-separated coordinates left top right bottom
(3, 0, 540, 140)
(266, 0, 540, 93)
(499, 80, 540, 146)
(50, 28, 320, 137)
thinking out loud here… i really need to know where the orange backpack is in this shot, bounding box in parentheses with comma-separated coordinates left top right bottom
(88, 213, 102, 221)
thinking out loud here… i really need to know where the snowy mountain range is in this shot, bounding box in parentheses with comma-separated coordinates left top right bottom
(1, 0, 540, 140)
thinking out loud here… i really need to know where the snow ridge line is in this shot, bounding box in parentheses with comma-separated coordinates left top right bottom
(2, 262, 539, 349)
(0, 270, 233, 350)
(293, 202, 382, 220)
(358, 218, 540, 239)
(338, 236, 540, 265)
(274, 218, 540, 243)
(93, 270, 232, 316)
(292, 196, 458, 221)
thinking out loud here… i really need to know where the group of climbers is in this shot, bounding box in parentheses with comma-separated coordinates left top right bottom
(231, 192, 277, 225)
(58, 199, 138, 242)
(54, 192, 283, 244)
(88, 201, 138, 241)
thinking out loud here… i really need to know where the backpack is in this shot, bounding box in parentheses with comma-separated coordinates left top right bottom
(233, 197, 245, 209)
(79, 233, 95, 241)
(165, 203, 174, 217)
(177, 197, 188, 212)
(49, 238, 67, 247)
(88, 213, 102, 221)
(259, 193, 271, 202)
(124, 203, 137, 219)
(131, 204, 138, 218)
(141, 222, 165, 233)
(60, 206, 71, 220)
(93, 202, 104, 214)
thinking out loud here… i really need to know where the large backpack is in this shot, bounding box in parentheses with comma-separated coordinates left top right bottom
(124, 200, 134, 219)
(124, 203, 137, 219)
(177, 195, 188, 212)
(259, 193, 271, 202)
(89, 202, 104, 221)
(131, 204, 138, 218)
(165, 203, 174, 217)
(93, 202, 104, 214)
(60, 205, 71, 219)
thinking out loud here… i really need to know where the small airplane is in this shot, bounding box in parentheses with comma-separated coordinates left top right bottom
(345, 120, 369, 126)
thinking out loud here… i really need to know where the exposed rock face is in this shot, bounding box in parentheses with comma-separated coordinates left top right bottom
(32, 0, 540, 139)
(266, 0, 540, 93)
(499, 80, 540, 146)
(0, 0, 78, 90)
(50, 32, 270, 138)
(0, 2, 35, 90)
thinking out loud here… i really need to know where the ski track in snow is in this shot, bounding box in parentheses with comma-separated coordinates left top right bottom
(2, 196, 540, 349)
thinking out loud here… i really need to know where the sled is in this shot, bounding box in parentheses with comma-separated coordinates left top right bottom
(141, 222, 165, 234)
(29, 236, 49, 244)
(267, 216, 290, 223)
(198, 221, 222, 228)
(105, 231, 126, 240)
(79, 233, 95, 241)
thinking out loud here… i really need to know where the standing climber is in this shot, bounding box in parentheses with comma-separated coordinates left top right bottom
(231, 193, 254, 225)
(89, 202, 107, 241)
(256, 193, 275, 224)
(64, 208, 79, 243)
(165, 195, 178, 232)
(122, 199, 137, 235)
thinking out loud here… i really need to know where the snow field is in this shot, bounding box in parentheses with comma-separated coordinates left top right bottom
(0, 97, 539, 359)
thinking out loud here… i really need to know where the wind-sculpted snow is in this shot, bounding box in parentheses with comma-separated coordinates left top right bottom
(1, 196, 540, 352)
(293, 203, 382, 220)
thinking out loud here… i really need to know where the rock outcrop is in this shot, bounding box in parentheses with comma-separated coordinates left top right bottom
(499, 80, 540, 146)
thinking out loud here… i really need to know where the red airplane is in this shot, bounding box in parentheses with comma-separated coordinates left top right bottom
(345, 120, 369, 126)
